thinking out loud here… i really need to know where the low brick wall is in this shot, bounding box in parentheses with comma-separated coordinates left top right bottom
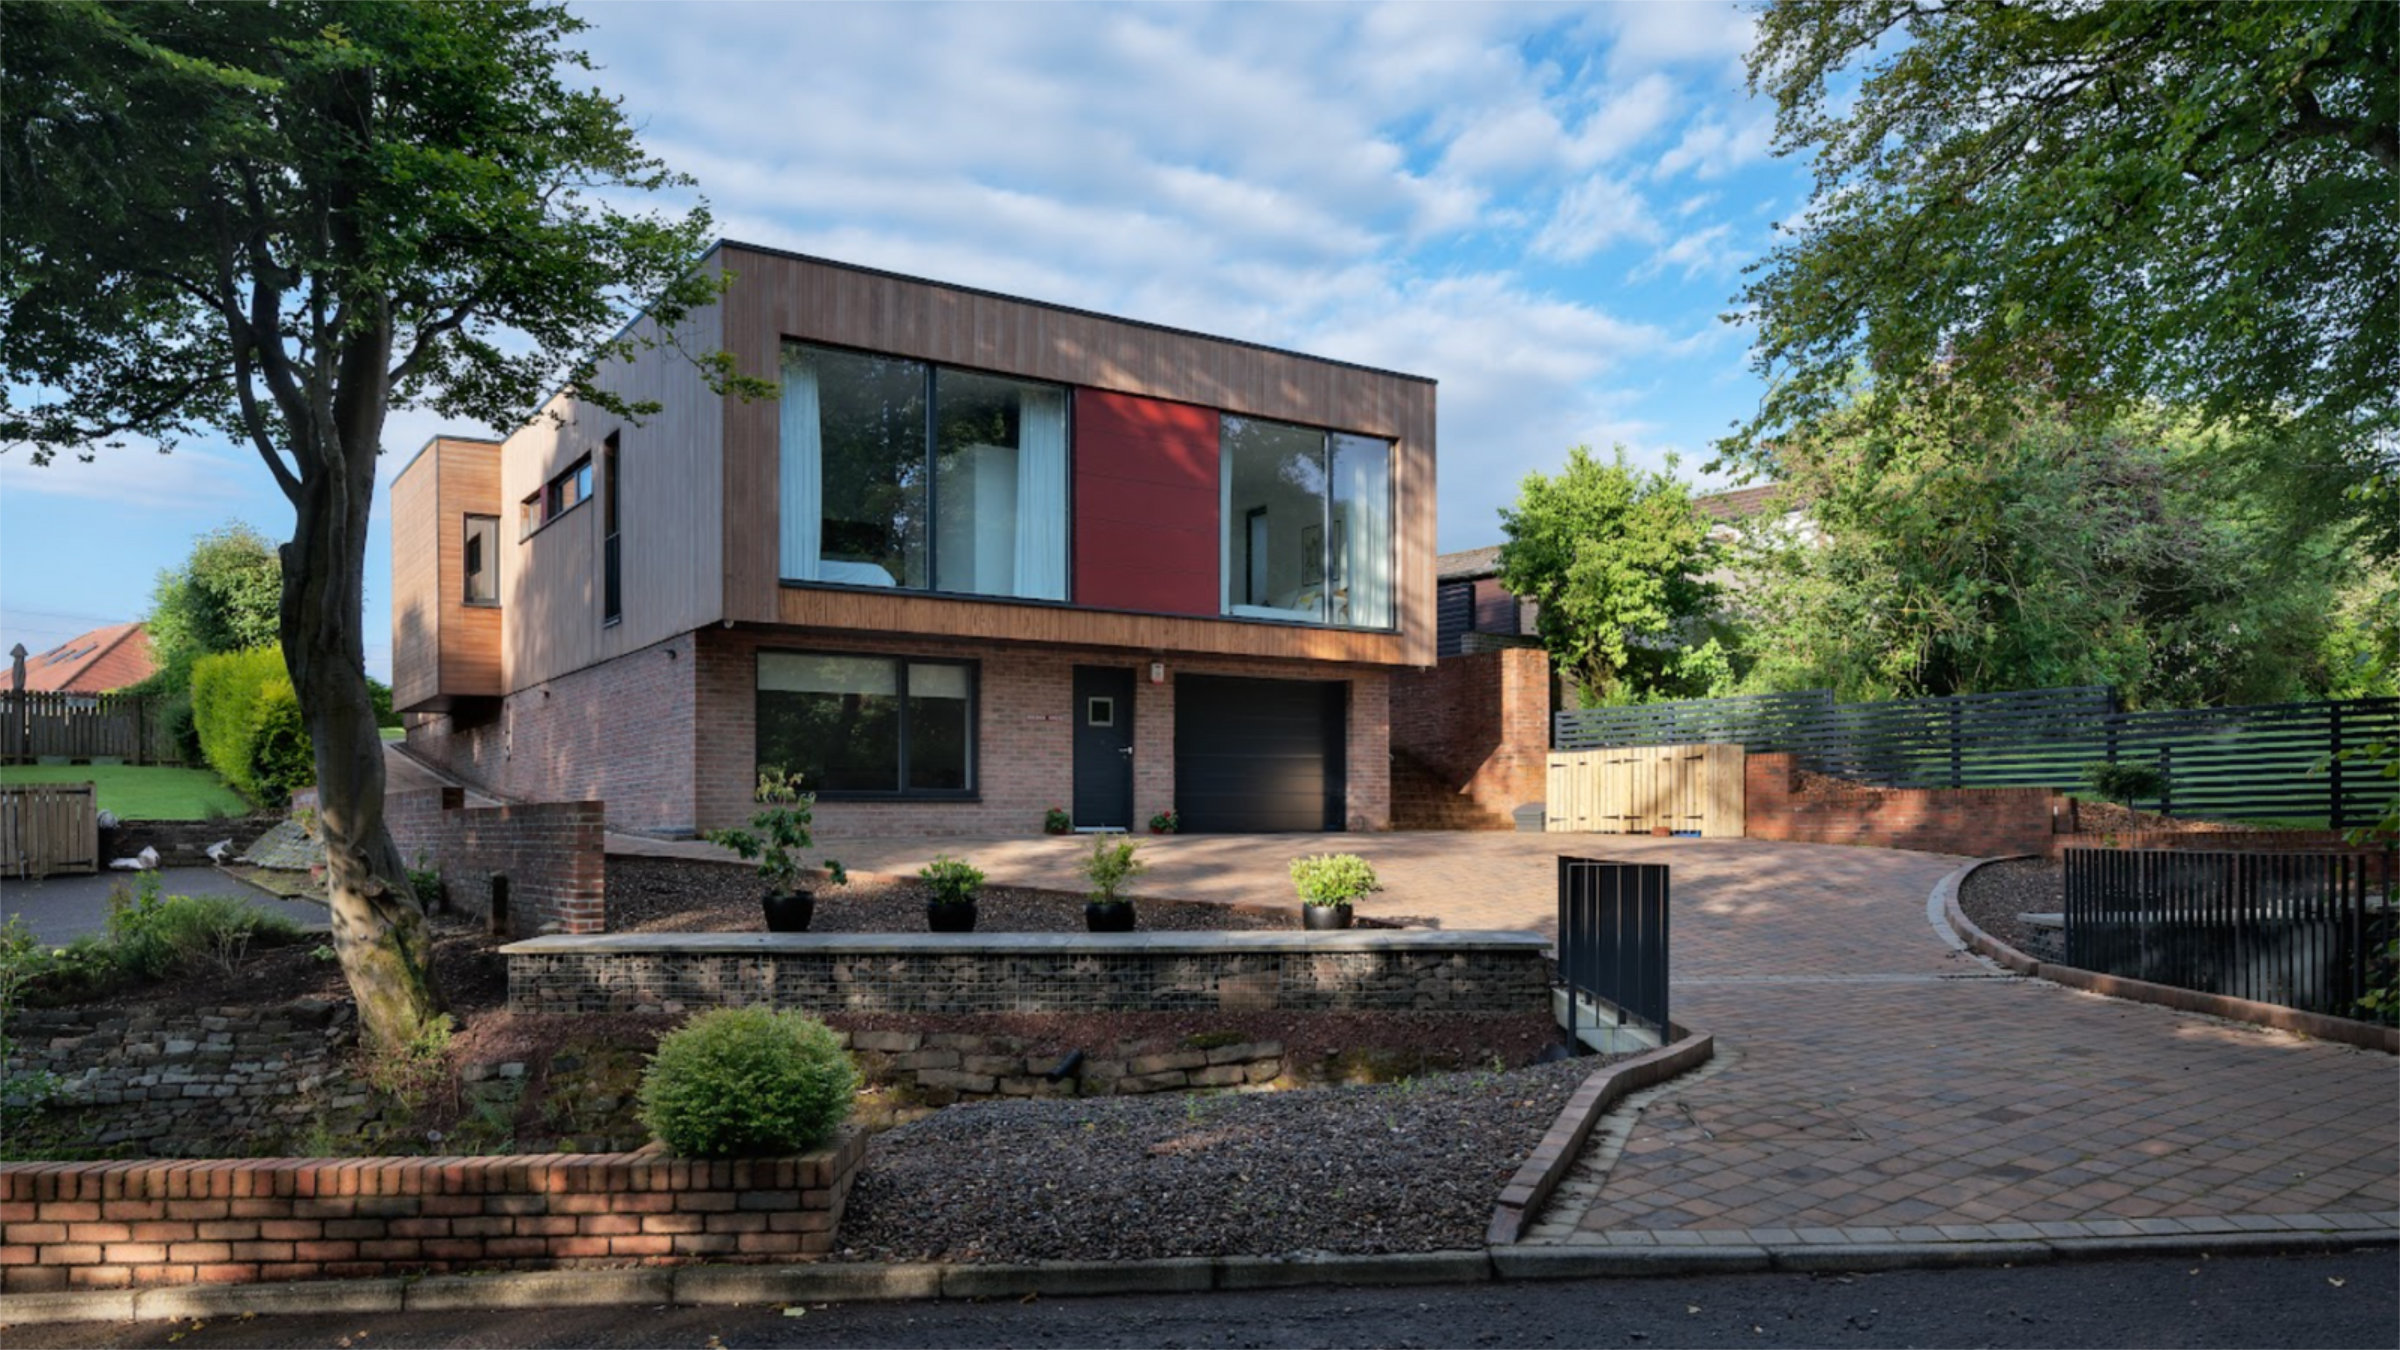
(384, 787, 605, 937)
(850, 1028, 1284, 1103)
(3, 1002, 359, 1158)
(0, 1133, 866, 1293)
(503, 931, 1555, 1018)
(1744, 752, 2065, 856)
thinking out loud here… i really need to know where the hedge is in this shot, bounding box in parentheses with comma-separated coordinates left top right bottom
(190, 645, 314, 807)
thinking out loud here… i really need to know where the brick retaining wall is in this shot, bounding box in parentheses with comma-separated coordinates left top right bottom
(1743, 752, 2065, 856)
(0, 1134, 865, 1293)
(384, 787, 605, 937)
(504, 931, 1554, 1018)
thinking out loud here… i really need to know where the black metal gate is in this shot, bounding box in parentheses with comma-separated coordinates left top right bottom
(1557, 857, 1670, 1041)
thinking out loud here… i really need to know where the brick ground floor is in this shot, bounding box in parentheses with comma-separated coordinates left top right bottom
(404, 626, 1391, 839)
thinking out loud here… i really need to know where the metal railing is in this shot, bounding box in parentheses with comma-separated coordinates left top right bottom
(2063, 848, 2395, 1024)
(1557, 857, 1670, 1042)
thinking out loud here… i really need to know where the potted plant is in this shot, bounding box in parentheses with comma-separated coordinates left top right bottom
(1080, 836, 1146, 932)
(920, 856, 985, 932)
(1044, 806, 1072, 835)
(1148, 807, 1179, 835)
(702, 768, 847, 933)
(1290, 852, 1380, 931)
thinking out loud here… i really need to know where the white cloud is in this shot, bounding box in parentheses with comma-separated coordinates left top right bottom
(0, 441, 254, 510)
(1654, 110, 1777, 181)
(1530, 173, 1662, 262)
(1636, 222, 1748, 281)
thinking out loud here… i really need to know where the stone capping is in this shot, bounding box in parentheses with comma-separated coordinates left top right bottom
(501, 929, 1552, 957)
(0, 1131, 867, 1295)
(1943, 856, 2399, 1056)
(1486, 1028, 1715, 1245)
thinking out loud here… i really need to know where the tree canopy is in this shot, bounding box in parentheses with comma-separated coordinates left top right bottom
(144, 523, 283, 690)
(1726, 1, 2398, 552)
(1496, 447, 1727, 707)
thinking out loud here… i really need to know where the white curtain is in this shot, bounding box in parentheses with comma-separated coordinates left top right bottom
(1335, 436, 1393, 628)
(778, 343, 822, 581)
(1014, 385, 1068, 601)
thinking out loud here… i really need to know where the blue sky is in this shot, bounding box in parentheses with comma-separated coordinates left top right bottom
(0, 0, 1808, 679)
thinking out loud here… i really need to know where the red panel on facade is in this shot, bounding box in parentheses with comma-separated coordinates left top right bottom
(1074, 390, 1220, 615)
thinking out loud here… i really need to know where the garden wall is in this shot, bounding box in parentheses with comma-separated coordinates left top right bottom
(1743, 752, 2065, 856)
(383, 787, 605, 937)
(1388, 646, 1550, 829)
(1, 1002, 359, 1159)
(849, 1028, 1285, 1104)
(504, 930, 1554, 1018)
(0, 1134, 865, 1292)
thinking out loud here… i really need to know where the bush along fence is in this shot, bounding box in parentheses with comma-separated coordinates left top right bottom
(1554, 687, 2398, 827)
(2063, 848, 2396, 1026)
(0, 691, 184, 766)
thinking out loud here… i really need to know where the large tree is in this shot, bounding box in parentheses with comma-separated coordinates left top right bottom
(1, 2, 757, 1049)
(146, 523, 283, 687)
(1726, 1, 2398, 552)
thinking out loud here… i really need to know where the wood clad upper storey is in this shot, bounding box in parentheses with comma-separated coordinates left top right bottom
(497, 259, 727, 692)
(715, 244, 1438, 668)
(389, 437, 503, 712)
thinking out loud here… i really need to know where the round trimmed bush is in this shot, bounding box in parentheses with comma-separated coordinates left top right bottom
(637, 1007, 858, 1156)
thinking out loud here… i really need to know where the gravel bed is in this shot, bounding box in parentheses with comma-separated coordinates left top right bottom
(833, 1057, 1599, 1262)
(1957, 856, 2063, 960)
(607, 855, 1418, 933)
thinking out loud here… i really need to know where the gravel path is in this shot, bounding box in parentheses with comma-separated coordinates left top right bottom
(607, 856, 1420, 933)
(1957, 856, 2063, 960)
(833, 1058, 1597, 1263)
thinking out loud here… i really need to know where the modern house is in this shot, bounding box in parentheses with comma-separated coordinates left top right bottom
(10, 621, 156, 694)
(392, 244, 1435, 838)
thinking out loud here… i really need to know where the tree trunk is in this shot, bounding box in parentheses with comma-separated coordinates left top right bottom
(278, 311, 444, 1053)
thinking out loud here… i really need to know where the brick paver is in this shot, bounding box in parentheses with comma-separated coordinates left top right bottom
(737, 828, 2397, 1239)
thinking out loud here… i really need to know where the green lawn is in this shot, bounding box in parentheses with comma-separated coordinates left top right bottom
(0, 763, 252, 820)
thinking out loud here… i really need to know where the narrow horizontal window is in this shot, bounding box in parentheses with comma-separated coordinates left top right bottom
(756, 651, 976, 798)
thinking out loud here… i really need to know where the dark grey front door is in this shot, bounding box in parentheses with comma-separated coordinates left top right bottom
(1072, 666, 1136, 829)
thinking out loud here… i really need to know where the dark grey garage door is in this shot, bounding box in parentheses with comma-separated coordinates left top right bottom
(1173, 675, 1346, 833)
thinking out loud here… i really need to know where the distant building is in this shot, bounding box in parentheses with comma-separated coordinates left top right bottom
(13, 621, 156, 694)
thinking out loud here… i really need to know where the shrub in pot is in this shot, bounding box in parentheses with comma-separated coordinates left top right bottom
(920, 855, 985, 932)
(637, 1007, 857, 1156)
(702, 768, 847, 932)
(1044, 805, 1072, 835)
(1148, 807, 1178, 835)
(1290, 852, 1380, 930)
(1081, 836, 1146, 932)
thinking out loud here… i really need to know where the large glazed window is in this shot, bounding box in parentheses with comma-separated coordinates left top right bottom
(780, 343, 1067, 600)
(1221, 416, 1394, 628)
(756, 652, 975, 797)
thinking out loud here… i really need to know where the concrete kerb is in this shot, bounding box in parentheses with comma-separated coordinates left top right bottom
(1487, 1028, 1717, 1245)
(1942, 857, 2400, 1054)
(8, 1231, 2394, 1326)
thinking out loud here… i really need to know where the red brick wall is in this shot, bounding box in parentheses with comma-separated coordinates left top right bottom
(1390, 647, 1550, 818)
(385, 788, 607, 936)
(693, 627, 1390, 837)
(0, 1135, 864, 1292)
(1743, 752, 2063, 856)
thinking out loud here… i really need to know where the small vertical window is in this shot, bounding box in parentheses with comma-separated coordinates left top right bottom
(464, 515, 500, 605)
(602, 434, 622, 626)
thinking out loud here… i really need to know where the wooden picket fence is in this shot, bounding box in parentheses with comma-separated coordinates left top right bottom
(0, 782, 100, 878)
(1546, 743, 1745, 837)
(0, 690, 184, 765)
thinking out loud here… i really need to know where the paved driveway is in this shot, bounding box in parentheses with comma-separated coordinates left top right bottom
(704, 828, 2398, 1240)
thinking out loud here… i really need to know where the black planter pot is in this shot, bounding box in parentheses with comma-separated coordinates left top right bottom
(1302, 902, 1354, 931)
(762, 889, 815, 933)
(927, 899, 979, 933)
(1084, 900, 1137, 932)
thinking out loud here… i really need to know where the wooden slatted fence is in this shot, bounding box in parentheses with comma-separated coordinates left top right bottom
(0, 782, 100, 877)
(1546, 743, 1745, 837)
(0, 691, 183, 765)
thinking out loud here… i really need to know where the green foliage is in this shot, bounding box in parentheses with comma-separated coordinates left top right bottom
(637, 1008, 857, 1157)
(1289, 853, 1381, 907)
(145, 523, 283, 686)
(406, 855, 444, 912)
(918, 856, 986, 906)
(368, 677, 400, 730)
(364, 1014, 455, 1109)
(1497, 447, 1725, 707)
(702, 768, 845, 894)
(1732, 396, 2360, 707)
(1081, 837, 1147, 903)
(1726, 1, 2399, 557)
(191, 646, 314, 806)
(1148, 808, 1179, 834)
(2082, 762, 2168, 808)
(5, 875, 305, 1012)
(0, 918, 64, 1116)
(0, 764, 249, 821)
(1043, 806, 1072, 833)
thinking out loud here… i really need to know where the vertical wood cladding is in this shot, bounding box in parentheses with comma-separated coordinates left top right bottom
(389, 437, 503, 712)
(1071, 390, 1221, 615)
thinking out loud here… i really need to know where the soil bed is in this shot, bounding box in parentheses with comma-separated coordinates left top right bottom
(607, 855, 1427, 933)
(1958, 856, 2064, 961)
(834, 1055, 1602, 1263)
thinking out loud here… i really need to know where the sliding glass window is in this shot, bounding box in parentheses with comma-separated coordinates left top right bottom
(756, 652, 976, 797)
(1221, 416, 1394, 628)
(780, 343, 1066, 600)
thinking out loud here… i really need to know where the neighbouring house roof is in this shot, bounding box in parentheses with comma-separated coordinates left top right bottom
(1437, 484, 1790, 583)
(1437, 545, 1504, 583)
(14, 621, 156, 694)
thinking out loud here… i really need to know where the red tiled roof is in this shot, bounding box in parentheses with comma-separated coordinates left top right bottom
(1694, 484, 1786, 521)
(16, 622, 156, 694)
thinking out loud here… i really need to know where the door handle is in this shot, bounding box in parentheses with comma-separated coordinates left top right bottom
(1117, 745, 1133, 758)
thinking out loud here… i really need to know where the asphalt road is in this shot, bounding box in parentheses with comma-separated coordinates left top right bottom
(0, 867, 326, 945)
(6, 1250, 2393, 1349)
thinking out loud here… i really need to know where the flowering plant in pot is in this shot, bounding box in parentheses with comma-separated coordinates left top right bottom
(1080, 836, 1146, 932)
(1147, 807, 1178, 835)
(1043, 806, 1072, 835)
(702, 768, 847, 932)
(1290, 852, 1380, 930)
(920, 856, 985, 932)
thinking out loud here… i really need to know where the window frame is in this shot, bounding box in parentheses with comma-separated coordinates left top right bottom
(753, 648, 981, 802)
(601, 433, 622, 628)
(1218, 414, 1398, 633)
(520, 453, 596, 541)
(462, 513, 501, 607)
